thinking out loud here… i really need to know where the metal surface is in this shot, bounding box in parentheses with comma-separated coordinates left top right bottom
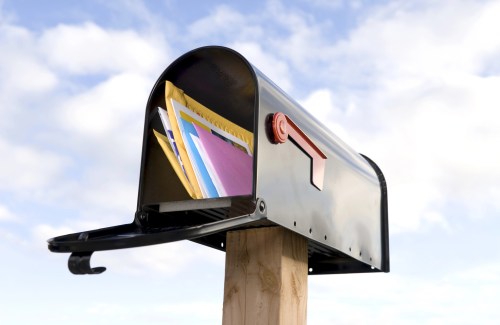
(254, 68, 386, 272)
(47, 46, 389, 275)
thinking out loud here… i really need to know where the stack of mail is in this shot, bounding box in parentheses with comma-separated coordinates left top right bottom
(153, 81, 253, 199)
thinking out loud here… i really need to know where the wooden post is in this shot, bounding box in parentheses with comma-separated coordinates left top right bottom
(222, 227, 308, 325)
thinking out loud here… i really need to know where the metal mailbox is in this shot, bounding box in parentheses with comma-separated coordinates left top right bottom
(48, 46, 389, 275)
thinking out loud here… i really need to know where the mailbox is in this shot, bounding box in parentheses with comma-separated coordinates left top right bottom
(48, 46, 389, 275)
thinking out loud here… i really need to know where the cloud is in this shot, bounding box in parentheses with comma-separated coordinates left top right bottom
(294, 0, 500, 233)
(39, 22, 168, 75)
(326, 0, 500, 83)
(0, 23, 58, 143)
(187, 5, 249, 40)
(265, 1, 335, 75)
(0, 138, 70, 194)
(299, 88, 351, 139)
(0, 15, 172, 248)
(32, 224, 76, 243)
(308, 261, 500, 324)
(0, 24, 58, 96)
(57, 72, 149, 138)
(48, 71, 151, 220)
(0, 205, 16, 222)
(230, 41, 293, 91)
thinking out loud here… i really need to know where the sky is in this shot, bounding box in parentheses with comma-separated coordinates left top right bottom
(1, 0, 500, 323)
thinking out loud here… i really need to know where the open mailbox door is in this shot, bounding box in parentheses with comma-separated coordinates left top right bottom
(48, 46, 389, 275)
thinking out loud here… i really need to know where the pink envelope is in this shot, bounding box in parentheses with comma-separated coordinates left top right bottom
(193, 124, 253, 196)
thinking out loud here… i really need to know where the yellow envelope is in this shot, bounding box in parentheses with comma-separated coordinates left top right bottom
(152, 129, 197, 199)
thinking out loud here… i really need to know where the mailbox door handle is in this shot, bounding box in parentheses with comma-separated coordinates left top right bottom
(271, 112, 327, 190)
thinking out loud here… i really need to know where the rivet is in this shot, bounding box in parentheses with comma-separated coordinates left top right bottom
(259, 201, 266, 213)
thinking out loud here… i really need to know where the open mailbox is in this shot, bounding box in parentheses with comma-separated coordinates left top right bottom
(48, 46, 389, 275)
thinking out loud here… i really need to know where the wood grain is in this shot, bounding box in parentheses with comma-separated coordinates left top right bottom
(222, 227, 308, 325)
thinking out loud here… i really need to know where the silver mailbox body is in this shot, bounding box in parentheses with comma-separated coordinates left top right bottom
(48, 46, 389, 275)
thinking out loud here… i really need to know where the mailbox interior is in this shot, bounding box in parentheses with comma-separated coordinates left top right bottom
(136, 47, 266, 250)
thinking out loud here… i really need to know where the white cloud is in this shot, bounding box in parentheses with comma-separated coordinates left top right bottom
(0, 24, 58, 108)
(0, 138, 70, 193)
(33, 224, 76, 243)
(299, 89, 336, 122)
(0, 14, 168, 237)
(0, 15, 172, 209)
(266, 2, 333, 75)
(39, 22, 168, 75)
(293, 0, 500, 233)
(230, 41, 293, 91)
(0, 205, 16, 222)
(327, 0, 500, 83)
(49, 71, 150, 219)
(57, 72, 149, 138)
(0, 227, 30, 249)
(365, 76, 500, 233)
(185, 5, 294, 91)
(76, 179, 138, 219)
(309, 262, 500, 324)
(187, 5, 248, 40)
(299, 88, 352, 138)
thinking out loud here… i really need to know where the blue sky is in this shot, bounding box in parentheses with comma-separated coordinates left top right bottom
(1, 0, 500, 323)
